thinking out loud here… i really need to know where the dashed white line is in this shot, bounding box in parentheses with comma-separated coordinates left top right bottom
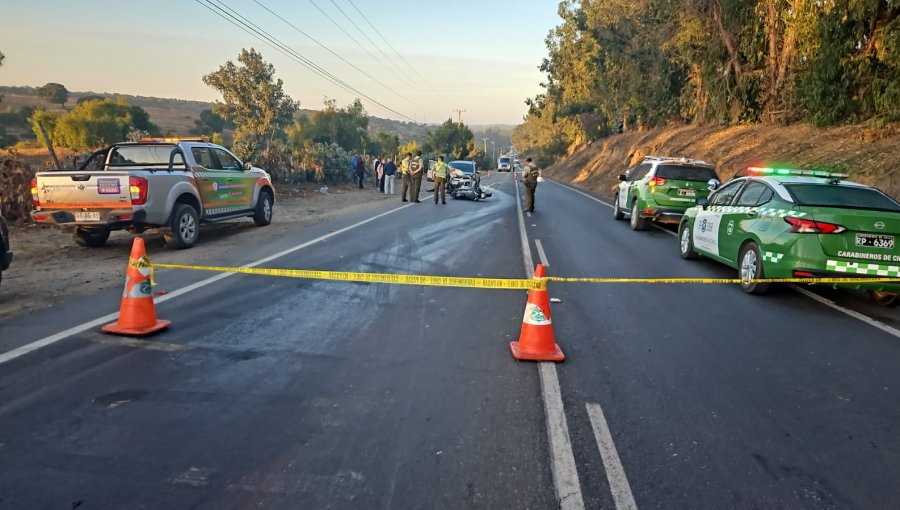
(514, 176, 585, 510)
(586, 403, 638, 510)
(0, 204, 413, 366)
(535, 239, 550, 268)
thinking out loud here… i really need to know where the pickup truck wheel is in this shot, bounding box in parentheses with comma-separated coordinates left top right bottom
(254, 190, 273, 226)
(165, 203, 199, 249)
(72, 228, 110, 248)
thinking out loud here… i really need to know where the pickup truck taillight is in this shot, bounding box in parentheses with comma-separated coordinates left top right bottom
(129, 176, 148, 205)
(30, 178, 40, 206)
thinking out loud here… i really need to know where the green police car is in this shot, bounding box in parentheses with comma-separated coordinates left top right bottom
(678, 167, 900, 304)
(614, 156, 720, 230)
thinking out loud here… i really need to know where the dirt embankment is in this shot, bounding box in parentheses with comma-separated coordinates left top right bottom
(543, 123, 900, 200)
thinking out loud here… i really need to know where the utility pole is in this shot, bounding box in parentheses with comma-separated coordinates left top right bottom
(452, 108, 466, 125)
(481, 137, 489, 156)
(491, 141, 496, 161)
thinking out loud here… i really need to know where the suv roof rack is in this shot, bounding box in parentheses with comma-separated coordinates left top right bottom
(642, 155, 711, 166)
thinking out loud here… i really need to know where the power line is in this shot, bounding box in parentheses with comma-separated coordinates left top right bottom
(250, 0, 428, 114)
(345, 0, 434, 95)
(328, 0, 410, 87)
(307, 0, 422, 95)
(194, 0, 416, 122)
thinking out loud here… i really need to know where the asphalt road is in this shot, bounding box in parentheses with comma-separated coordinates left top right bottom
(1, 172, 898, 509)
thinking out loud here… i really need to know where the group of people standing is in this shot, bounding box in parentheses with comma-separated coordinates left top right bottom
(353, 151, 542, 210)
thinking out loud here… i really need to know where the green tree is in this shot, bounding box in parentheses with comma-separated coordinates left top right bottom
(290, 97, 369, 152)
(374, 131, 400, 157)
(77, 94, 106, 104)
(203, 48, 299, 161)
(37, 82, 69, 109)
(426, 119, 476, 160)
(193, 108, 228, 135)
(31, 99, 157, 150)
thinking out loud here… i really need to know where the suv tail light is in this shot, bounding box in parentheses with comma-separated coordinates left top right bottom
(784, 217, 846, 234)
(129, 176, 148, 205)
(30, 178, 40, 206)
(648, 176, 667, 187)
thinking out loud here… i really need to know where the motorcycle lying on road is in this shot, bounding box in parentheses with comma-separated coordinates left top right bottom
(447, 170, 493, 201)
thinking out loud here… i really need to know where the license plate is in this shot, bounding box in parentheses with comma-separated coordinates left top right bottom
(856, 233, 894, 249)
(678, 189, 696, 197)
(74, 211, 101, 221)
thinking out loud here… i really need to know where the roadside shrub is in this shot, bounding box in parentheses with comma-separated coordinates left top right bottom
(0, 159, 37, 221)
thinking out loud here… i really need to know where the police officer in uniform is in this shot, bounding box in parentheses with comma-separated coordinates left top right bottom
(432, 155, 449, 204)
(400, 152, 413, 202)
(521, 157, 540, 212)
(409, 151, 424, 203)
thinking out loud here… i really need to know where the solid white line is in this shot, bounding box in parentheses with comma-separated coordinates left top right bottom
(550, 178, 898, 339)
(0, 204, 414, 366)
(549, 180, 614, 208)
(535, 239, 550, 268)
(652, 224, 677, 237)
(788, 285, 900, 339)
(514, 176, 585, 509)
(586, 403, 638, 510)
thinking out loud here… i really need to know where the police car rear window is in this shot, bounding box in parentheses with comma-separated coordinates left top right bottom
(655, 165, 718, 182)
(785, 184, 900, 212)
(450, 162, 475, 173)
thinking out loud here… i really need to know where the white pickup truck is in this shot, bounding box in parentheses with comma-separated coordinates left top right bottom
(31, 139, 275, 249)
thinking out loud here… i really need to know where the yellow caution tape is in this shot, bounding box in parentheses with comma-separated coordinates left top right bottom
(129, 255, 156, 286)
(544, 276, 900, 285)
(149, 262, 900, 288)
(151, 263, 544, 290)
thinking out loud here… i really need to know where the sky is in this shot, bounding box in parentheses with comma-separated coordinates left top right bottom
(0, 0, 560, 125)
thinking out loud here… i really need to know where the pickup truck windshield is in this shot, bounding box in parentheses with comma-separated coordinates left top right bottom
(108, 145, 185, 167)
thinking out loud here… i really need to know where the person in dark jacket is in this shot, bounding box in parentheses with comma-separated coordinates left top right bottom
(382, 157, 397, 195)
(355, 154, 366, 189)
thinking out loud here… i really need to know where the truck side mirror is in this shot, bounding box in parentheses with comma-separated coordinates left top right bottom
(696, 196, 709, 209)
(244, 161, 252, 171)
(618, 174, 627, 181)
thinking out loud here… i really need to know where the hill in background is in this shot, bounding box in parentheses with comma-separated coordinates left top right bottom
(0, 86, 514, 148)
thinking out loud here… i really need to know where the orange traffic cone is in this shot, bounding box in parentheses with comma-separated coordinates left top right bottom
(102, 237, 170, 336)
(510, 264, 565, 361)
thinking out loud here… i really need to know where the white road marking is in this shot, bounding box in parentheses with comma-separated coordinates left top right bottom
(0, 204, 413, 366)
(652, 224, 677, 237)
(550, 180, 614, 208)
(586, 403, 638, 510)
(514, 177, 585, 510)
(789, 285, 900, 339)
(535, 239, 550, 267)
(551, 179, 899, 339)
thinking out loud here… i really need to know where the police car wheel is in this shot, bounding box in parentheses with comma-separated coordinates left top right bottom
(868, 290, 900, 307)
(613, 195, 624, 220)
(630, 201, 646, 231)
(738, 242, 770, 294)
(679, 222, 699, 260)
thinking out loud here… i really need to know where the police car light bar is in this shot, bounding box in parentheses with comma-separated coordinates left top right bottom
(746, 166, 847, 179)
(137, 137, 208, 143)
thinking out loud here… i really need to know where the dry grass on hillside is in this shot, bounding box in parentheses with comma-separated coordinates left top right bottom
(544, 123, 900, 201)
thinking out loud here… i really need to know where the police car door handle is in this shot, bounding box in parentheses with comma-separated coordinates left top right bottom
(746, 210, 758, 217)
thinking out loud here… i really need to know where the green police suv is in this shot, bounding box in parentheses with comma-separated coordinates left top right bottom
(613, 156, 720, 230)
(678, 167, 900, 304)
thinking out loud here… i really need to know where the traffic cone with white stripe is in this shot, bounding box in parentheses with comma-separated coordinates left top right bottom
(510, 264, 565, 361)
(101, 237, 170, 336)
